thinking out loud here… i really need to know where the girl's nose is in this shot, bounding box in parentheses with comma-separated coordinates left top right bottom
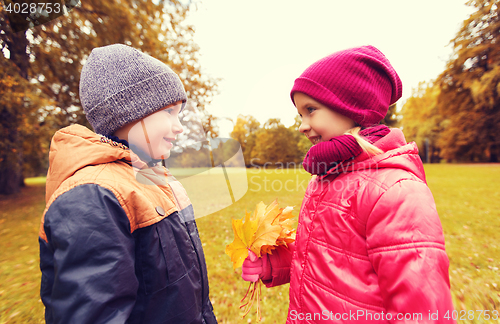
(299, 120, 310, 134)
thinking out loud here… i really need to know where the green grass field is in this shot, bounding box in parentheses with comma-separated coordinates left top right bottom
(0, 165, 499, 323)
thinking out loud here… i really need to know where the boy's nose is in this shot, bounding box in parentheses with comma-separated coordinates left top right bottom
(172, 118, 184, 134)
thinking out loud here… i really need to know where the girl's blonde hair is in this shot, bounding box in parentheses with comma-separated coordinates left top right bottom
(344, 127, 384, 156)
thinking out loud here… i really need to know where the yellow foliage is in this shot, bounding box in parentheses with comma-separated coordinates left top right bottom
(225, 199, 297, 321)
(225, 199, 296, 269)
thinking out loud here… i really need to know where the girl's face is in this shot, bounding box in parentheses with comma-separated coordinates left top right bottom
(294, 92, 356, 145)
(115, 101, 184, 160)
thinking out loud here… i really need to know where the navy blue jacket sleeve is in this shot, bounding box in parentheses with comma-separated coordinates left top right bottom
(40, 184, 138, 324)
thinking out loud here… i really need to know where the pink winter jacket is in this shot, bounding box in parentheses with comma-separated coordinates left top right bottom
(264, 129, 455, 323)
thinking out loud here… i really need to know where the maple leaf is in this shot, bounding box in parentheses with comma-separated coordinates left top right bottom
(276, 206, 297, 247)
(250, 200, 283, 257)
(226, 213, 257, 270)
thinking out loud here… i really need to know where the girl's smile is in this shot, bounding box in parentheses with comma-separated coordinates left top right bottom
(294, 92, 356, 144)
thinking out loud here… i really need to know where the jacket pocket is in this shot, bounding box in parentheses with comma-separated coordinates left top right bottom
(136, 214, 192, 295)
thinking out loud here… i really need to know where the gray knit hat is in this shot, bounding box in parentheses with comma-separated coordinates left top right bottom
(79, 44, 187, 136)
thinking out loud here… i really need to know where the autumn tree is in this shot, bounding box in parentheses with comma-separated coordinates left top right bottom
(230, 115, 260, 166)
(0, 53, 30, 193)
(435, 0, 500, 162)
(381, 103, 401, 127)
(230, 114, 312, 167)
(251, 118, 304, 166)
(0, 0, 218, 194)
(401, 81, 443, 163)
(288, 115, 312, 161)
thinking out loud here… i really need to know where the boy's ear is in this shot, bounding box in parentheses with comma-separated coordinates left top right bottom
(112, 120, 137, 142)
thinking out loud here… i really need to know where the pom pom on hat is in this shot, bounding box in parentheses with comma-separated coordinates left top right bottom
(290, 45, 402, 127)
(80, 44, 187, 136)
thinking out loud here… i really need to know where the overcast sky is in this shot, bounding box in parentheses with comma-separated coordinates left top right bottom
(185, 0, 475, 137)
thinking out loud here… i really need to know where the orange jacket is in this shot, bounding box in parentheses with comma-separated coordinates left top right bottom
(39, 125, 216, 324)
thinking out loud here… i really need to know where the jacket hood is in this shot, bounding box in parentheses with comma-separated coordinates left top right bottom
(325, 128, 426, 182)
(45, 124, 150, 203)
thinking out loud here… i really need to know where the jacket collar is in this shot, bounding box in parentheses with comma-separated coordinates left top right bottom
(45, 124, 171, 201)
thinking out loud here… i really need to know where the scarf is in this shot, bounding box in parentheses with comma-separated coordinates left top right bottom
(302, 125, 390, 175)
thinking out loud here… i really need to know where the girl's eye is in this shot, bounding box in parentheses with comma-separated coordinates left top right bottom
(164, 109, 173, 115)
(307, 107, 316, 114)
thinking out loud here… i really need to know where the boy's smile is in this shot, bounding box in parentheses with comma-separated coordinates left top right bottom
(294, 92, 356, 145)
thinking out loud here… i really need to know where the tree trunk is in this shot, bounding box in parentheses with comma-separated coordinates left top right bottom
(0, 30, 29, 195)
(0, 104, 22, 194)
(489, 144, 499, 163)
(0, 155, 22, 195)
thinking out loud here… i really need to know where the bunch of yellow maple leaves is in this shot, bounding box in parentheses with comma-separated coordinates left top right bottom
(225, 199, 297, 321)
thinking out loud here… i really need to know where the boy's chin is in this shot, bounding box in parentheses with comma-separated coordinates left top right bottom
(153, 151, 170, 160)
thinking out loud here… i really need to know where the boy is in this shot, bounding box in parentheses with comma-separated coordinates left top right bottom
(39, 44, 217, 324)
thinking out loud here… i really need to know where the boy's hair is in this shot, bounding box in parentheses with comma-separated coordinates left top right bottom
(79, 44, 186, 136)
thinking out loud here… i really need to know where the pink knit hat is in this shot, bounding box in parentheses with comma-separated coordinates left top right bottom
(290, 45, 402, 127)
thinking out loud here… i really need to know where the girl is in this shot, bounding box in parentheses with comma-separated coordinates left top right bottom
(242, 45, 455, 323)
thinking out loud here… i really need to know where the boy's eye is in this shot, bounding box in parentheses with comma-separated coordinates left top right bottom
(164, 108, 174, 115)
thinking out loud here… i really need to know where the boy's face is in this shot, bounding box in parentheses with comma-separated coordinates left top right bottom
(120, 101, 184, 160)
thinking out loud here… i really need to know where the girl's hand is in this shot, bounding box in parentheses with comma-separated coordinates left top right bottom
(241, 250, 271, 282)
